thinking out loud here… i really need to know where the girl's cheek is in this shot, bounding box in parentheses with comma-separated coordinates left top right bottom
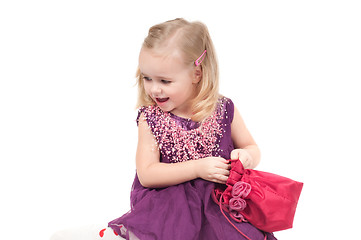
(143, 84, 151, 95)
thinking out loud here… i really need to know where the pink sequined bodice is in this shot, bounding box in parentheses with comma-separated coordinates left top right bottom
(137, 97, 234, 163)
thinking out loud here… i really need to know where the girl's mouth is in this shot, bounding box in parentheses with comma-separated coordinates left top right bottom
(156, 97, 169, 103)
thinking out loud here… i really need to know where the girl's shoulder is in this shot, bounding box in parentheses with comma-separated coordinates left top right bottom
(136, 104, 162, 126)
(216, 96, 235, 123)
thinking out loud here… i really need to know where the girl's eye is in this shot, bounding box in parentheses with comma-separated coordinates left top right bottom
(143, 76, 152, 81)
(161, 79, 171, 84)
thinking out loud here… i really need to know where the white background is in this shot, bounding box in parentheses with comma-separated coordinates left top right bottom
(1, 1, 360, 239)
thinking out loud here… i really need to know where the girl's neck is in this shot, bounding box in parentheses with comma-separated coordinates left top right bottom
(169, 108, 193, 120)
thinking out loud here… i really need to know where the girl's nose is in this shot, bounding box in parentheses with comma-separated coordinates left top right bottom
(151, 83, 162, 95)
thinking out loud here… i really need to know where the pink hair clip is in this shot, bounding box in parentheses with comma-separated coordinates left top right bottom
(194, 50, 207, 66)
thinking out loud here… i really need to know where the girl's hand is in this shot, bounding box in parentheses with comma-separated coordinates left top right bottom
(231, 149, 253, 169)
(196, 157, 230, 184)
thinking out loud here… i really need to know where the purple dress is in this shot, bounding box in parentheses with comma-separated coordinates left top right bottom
(109, 97, 276, 240)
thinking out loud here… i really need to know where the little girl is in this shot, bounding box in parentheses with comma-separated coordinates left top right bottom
(51, 18, 276, 240)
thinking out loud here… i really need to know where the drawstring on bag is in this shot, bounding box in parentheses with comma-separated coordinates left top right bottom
(218, 193, 267, 240)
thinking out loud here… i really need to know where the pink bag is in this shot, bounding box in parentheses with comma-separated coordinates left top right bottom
(213, 160, 303, 234)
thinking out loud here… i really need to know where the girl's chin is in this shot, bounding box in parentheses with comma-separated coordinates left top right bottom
(155, 102, 171, 112)
(158, 106, 173, 113)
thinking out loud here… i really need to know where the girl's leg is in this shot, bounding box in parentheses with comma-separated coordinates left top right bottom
(50, 224, 124, 240)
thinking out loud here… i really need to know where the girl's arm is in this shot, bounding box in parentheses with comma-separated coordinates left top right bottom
(136, 113, 230, 188)
(230, 106, 261, 169)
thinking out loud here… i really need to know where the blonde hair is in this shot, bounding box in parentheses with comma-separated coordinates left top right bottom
(136, 18, 220, 122)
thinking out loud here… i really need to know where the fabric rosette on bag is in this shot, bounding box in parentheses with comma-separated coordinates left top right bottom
(212, 159, 303, 233)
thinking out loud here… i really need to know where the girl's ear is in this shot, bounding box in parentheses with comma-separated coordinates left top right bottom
(193, 65, 203, 84)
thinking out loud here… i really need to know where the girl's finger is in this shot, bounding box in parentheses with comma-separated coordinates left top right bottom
(215, 159, 229, 169)
(216, 174, 228, 184)
(238, 151, 248, 161)
(219, 169, 230, 176)
(239, 155, 249, 168)
(227, 163, 231, 170)
(217, 162, 231, 171)
(230, 150, 239, 160)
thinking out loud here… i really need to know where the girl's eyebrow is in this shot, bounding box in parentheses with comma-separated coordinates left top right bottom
(141, 72, 171, 80)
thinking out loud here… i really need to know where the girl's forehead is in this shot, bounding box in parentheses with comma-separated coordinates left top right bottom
(139, 48, 190, 77)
